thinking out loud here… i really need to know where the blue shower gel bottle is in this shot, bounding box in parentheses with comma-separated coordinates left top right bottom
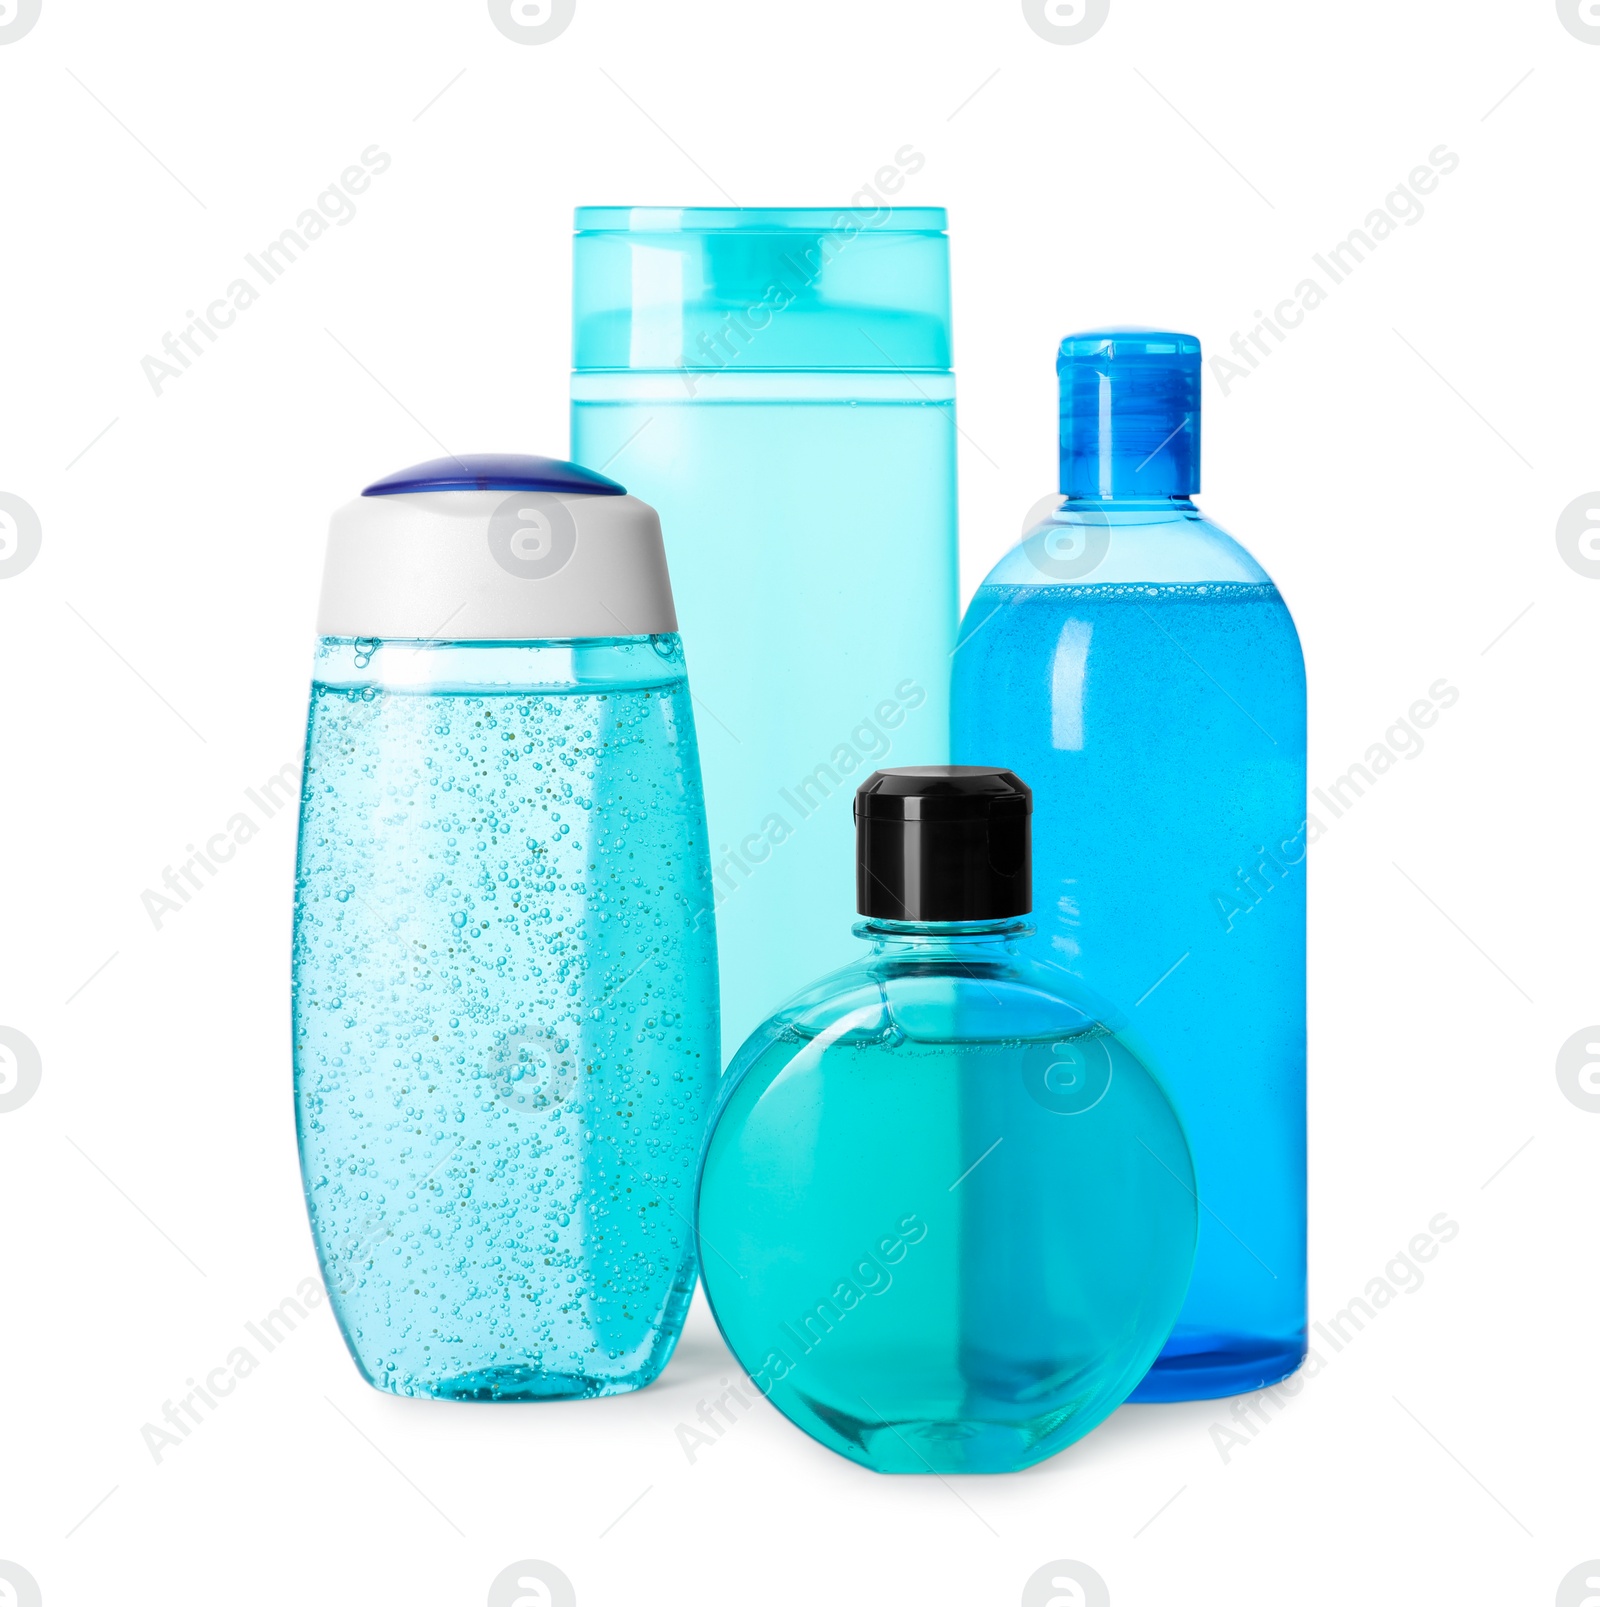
(952, 332, 1307, 1400)
(293, 455, 719, 1400)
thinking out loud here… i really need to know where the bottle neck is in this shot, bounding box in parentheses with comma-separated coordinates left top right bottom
(853, 916, 1034, 954)
(1059, 494, 1196, 512)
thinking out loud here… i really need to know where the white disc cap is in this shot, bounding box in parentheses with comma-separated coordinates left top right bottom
(316, 455, 678, 641)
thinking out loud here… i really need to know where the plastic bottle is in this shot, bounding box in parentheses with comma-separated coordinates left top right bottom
(952, 331, 1307, 1400)
(293, 454, 719, 1399)
(571, 206, 958, 1054)
(695, 766, 1196, 1473)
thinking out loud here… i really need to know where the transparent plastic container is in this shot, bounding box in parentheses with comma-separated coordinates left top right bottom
(572, 206, 959, 1055)
(695, 769, 1197, 1473)
(952, 333, 1307, 1400)
(293, 457, 719, 1400)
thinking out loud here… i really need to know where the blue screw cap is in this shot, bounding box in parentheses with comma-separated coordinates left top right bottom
(1057, 329, 1202, 499)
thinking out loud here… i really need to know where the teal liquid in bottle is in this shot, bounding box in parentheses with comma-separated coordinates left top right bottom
(695, 768, 1196, 1474)
(571, 207, 958, 1055)
(953, 333, 1307, 1400)
(293, 457, 719, 1400)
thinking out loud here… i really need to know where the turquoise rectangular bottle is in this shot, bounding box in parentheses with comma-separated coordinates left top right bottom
(571, 206, 959, 1054)
(952, 332, 1307, 1400)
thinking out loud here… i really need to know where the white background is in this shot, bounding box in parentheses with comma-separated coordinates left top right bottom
(2, 2, 1597, 1604)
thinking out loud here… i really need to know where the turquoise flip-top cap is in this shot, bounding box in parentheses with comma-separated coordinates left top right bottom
(1058, 329, 1203, 499)
(573, 206, 953, 373)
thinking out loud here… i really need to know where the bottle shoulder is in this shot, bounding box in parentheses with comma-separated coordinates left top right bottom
(976, 500, 1277, 591)
(725, 945, 1130, 1060)
(957, 504, 1305, 677)
(708, 945, 1181, 1134)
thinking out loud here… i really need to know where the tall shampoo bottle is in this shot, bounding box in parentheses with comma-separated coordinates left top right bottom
(572, 205, 959, 1054)
(952, 331, 1307, 1400)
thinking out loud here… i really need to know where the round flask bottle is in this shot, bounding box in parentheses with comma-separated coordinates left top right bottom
(695, 766, 1196, 1473)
